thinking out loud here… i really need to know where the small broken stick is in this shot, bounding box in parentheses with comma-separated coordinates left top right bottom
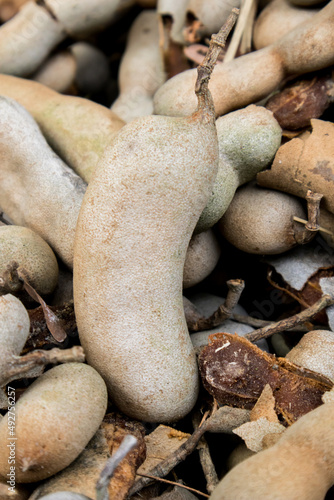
(192, 412, 219, 494)
(96, 435, 138, 500)
(188, 279, 245, 332)
(1, 345, 85, 387)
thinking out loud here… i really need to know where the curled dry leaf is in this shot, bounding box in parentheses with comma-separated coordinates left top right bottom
(233, 385, 285, 452)
(198, 333, 333, 425)
(265, 241, 334, 323)
(233, 418, 285, 452)
(137, 425, 190, 477)
(257, 119, 334, 214)
(24, 301, 77, 353)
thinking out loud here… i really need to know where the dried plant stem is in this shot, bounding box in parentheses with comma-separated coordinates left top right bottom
(231, 313, 313, 332)
(193, 413, 219, 494)
(96, 435, 138, 500)
(195, 9, 239, 119)
(1, 346, 85, 387)
(294, 190, 323, 244)
(129, 413, 213, 496)
(136, 474, 210, 498)
(245, 294, 334, 343)
(189, 279, 245, 332)
(239, 0, 257, 55)
(224, 0, 256, 62)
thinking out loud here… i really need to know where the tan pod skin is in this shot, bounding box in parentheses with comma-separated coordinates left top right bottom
(0, 226, 59, 296)
(0, 1, 64, 76)
(0, 363, 108, 483)
(74, 113, 217, 422)
(0, 0, 135, 77)
(253, 0, 318, 50)
(154, 0, 334, 118)
(210, 403, 334, 500)
(111, 10, 166, 123)
(73, 15, 239, 422)
(0, 294, 30, 384)
(186, 0, 241, 38)
(0, 97, 86, 268)
(0, 75, 125, 182)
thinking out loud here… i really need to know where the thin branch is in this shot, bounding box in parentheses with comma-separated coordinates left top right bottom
(245, 294, 334, 343)
(192, 413, 219, 494)
(96, 435, 138, 500)
(195, 9, 239, 119)
(224, 0, 256, 62)
(136, 474, 209, 498)
(129, 413, 213, 496)
(189, 279, 245, 332)
(231, 313, 314, 332)
(1, 346, 85, 387)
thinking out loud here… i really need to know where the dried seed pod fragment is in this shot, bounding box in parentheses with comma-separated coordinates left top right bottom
(257, 119, 334, 214)
(30, 413, 146, 500)
(198, 332, 332, 424)
(266, 73, 334, 130)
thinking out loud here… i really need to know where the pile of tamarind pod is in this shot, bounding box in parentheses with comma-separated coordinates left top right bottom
(0, 0, 334, 499)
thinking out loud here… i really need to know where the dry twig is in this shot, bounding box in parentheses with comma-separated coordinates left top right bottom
(129, 412, 213, 496)
(193, 412, 219, 494)
(136, 474, 210, 498)
(245, 294, 334, 343)
(189, 279, 245, 332)
(1, 346, 85, 387)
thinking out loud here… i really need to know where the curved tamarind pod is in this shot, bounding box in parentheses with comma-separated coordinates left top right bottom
(211, 402, 334, 500)
(74, 13, 238, 423)
(111, 10, 166, 123)
(196, 105, 281, 233)
(0, 97, 86, 268)
(154, 0, 334, 117)
(0, 75, 124, 182)
(253, 0, 318, 50)
(0, 1, 64, 76)
(0, 0, 135, 77)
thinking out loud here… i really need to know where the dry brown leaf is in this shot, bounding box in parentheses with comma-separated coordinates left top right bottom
(24, 301, 77, 353)
(205, 406, 250, 433)
(250, 384, 278, 423)
(21, 278, 67, 342)
(137, 425, 190, 477)
(233, 418, 285, 452)
(257, 119, 334, 214)
(198, 333, 333, 425)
